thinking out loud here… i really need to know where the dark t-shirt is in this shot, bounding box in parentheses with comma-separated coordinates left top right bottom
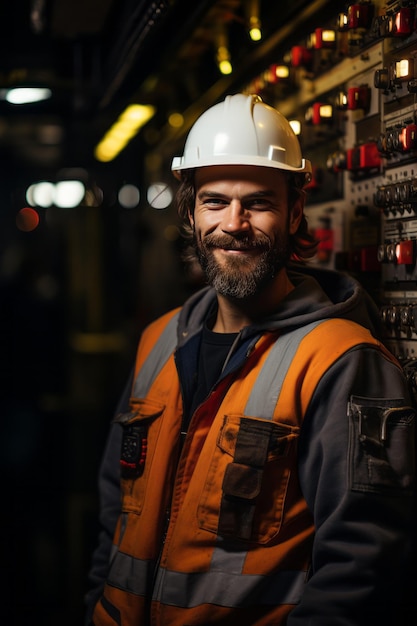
(188, 324, 238, 420)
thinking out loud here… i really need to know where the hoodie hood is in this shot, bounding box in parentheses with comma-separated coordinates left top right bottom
(177, 263, 382, 347)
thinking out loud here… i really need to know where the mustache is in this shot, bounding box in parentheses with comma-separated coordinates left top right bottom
(202, 233, 271, 250)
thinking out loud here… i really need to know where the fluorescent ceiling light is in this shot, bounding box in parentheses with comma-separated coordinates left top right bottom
(95, 104, 156, 162)
(6, 87, 52, 104)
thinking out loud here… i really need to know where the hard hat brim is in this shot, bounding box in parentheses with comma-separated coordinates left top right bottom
(171, 155, 312, 180)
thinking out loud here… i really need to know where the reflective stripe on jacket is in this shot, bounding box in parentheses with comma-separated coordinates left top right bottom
(92, 310, 398, 626)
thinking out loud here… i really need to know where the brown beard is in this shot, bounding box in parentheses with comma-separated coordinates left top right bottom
(194, 230, 291, 299)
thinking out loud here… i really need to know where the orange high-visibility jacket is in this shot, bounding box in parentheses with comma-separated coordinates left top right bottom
(92, 287, 415, 626)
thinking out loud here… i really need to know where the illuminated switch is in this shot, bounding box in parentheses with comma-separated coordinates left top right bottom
(393, 58, 414, 84)
(268, 64, 290, 83)
(347, 143, 380, 170)
(313, 28, 336, 49)
(291, 46, 313, 69)
(400, 124, 417, 151)
(347, 86, 371, 110)
(396, 240, 415, 265)
(338, 12, 349, 31)
(391, 7, 414, 37)
(347, 3, 374, 29)
(359, 142, 381, 168)
(336, 91, 348, 109)
(305, 102, 333, 125)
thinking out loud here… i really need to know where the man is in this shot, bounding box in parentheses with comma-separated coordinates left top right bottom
(85, 94, 415, 625)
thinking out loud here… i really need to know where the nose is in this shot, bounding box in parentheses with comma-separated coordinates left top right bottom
(221, 199, 250, 235)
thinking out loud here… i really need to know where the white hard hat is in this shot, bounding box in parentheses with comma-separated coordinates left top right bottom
(171, 93, 311, 181)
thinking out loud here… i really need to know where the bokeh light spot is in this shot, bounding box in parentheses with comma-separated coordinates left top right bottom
(147, 183, 173, 209)
(118, 184, 140, 208)
(163, 225, 180, 241)
(16, 208, 40, 232)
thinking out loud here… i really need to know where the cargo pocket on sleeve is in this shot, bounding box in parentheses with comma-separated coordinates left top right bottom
(348, 395, 415, 495)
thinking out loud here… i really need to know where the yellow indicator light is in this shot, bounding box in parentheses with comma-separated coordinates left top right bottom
(322, 30, 336, 43)
(396, 59, 410, 79)
(338, 92, 348, 107)
(275, 65, 289, 79)
(319, 104, 333, 118)
(217, 43, 233, 75)
(219, 59, 233, 75)
(289, 120, 301, 135)
(338, 12, 348, 29)
(249, 27, 262, 41)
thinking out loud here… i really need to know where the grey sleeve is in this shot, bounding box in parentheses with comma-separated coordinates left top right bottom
(289, 346, 416, 626)
(84, 372, 132, 624)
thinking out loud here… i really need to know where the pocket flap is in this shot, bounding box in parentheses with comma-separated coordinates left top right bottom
(114, 398, 165, 425)
(223, 462, 263, 500)
(218, 414, 299, 460)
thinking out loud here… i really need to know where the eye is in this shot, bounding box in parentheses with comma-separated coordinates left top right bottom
(245, 198, 274, 211)
(201, 196, 227, 209)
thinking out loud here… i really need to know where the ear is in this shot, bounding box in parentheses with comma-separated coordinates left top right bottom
(289, 192, 304, 235)
(188, 208, 195, 228)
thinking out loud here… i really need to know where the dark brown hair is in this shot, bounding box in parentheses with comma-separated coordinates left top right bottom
(175, 168, 319, 262)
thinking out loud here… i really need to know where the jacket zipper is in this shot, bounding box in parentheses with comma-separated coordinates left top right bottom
(149, 333, 259, 621)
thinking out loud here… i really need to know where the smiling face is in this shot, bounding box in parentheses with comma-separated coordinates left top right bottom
(189, 165, 303, 300)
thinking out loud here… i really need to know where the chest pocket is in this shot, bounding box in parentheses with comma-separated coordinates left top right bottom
(198, 414, 298, 544)
(196, 320, 325, 544)
(115, 398, 165, 514)
(115, 310, 180, 514)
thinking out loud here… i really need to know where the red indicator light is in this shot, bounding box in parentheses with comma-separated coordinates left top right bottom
(396, 240, 415, 265)
(347, 4, 374, 29)
(347, 86, 370, 110)
(291, 46, 313, 69)
(393, 8, 413, 36)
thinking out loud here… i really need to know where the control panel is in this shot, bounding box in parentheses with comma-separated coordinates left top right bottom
(245, 0, 417, 397)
